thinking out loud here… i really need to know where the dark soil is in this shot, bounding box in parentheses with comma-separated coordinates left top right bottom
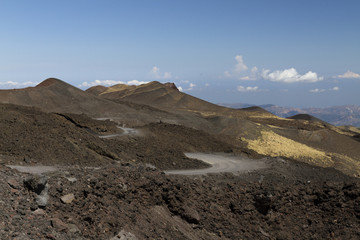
(0, 104, 119, 166)
(0, 103, 225, 169)
(102, 121, 237, 170)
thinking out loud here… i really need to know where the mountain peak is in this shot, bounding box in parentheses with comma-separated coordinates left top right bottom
(164, 82, 178, 90)
(36, 78, 65, 88)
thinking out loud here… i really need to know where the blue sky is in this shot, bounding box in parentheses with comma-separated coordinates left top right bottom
(0, 0, 359, 107)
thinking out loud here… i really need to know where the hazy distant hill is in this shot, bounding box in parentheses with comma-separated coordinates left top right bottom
(220, 103, 360, 127)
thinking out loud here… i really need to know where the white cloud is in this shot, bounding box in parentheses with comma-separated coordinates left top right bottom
(223, 71, 232, 78)
(223, 55, 255, 80)
(240, 67, 258, 81)
(127, 80, 149, 85)
(337, 70, 360, 79)
(262, 68, 323, 83)
(237, 85, 259, 92)
(0, 81, 39, 88)
(163, 72, 171, 79)
(180, 80, 190, 84)
(234, 55, 248, 73)
(187, 83, 196, 90)
(178, 86, 183, 92)
(242, 66, 259, 80)
(150, 66, 172, 79)
(309, 88, 325, 93)
(79, 79, 149, 88)
(79, 80, 124, 88)
(223, 55, 324, 83)
(239, 76, 251, 80)
(332, 86, 340, 91)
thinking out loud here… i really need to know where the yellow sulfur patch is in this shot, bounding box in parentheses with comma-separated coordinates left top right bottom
(243, 130, 334, 167)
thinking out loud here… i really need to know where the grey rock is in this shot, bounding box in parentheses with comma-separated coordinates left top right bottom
(24, 176, 49, 207)
(23, 176, 47, 195)
(36, 188, 49, 207)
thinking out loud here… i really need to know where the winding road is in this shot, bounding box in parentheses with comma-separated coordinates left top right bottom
(165, 153, 268, 175)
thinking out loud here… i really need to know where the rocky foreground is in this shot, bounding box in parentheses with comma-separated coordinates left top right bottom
(1, 157, 359, 240)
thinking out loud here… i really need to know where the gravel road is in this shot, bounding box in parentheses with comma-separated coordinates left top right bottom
(99, 127, 140, 138)
(165, 153, 268, 175)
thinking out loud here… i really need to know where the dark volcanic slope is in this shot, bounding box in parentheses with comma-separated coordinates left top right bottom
(0, 103, 233, 170)
(0, 103, 120, 166)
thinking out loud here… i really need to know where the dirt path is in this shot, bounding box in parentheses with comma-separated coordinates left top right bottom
(99, 126, 140, 138)
(165, 153, 268, 175)
(94, 117, 141, 139)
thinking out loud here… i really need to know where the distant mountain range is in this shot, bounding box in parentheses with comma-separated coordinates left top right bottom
(220, 103, 360, 127)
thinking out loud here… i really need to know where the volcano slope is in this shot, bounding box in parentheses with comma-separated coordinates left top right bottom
(0, 104, 359, 239)
(0, 103, 231, 169)
(1, 78, 360, 176)
(88, 81, 360, 177)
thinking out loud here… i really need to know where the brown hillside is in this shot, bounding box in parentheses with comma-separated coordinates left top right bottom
(0, 78, 189, 126)
(0, 78, 129, 115)
(87, 81, 259, 118)
(85, 85, 108, 96)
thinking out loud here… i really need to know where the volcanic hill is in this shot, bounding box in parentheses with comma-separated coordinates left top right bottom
(1, 78, 360, 176)
(87, 80, 360, 177)
(0, 78, 360, 239)
(0, 78, 202, 127)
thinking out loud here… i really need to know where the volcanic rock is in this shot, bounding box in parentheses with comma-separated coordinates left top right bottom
(60, 193, 75, 204)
